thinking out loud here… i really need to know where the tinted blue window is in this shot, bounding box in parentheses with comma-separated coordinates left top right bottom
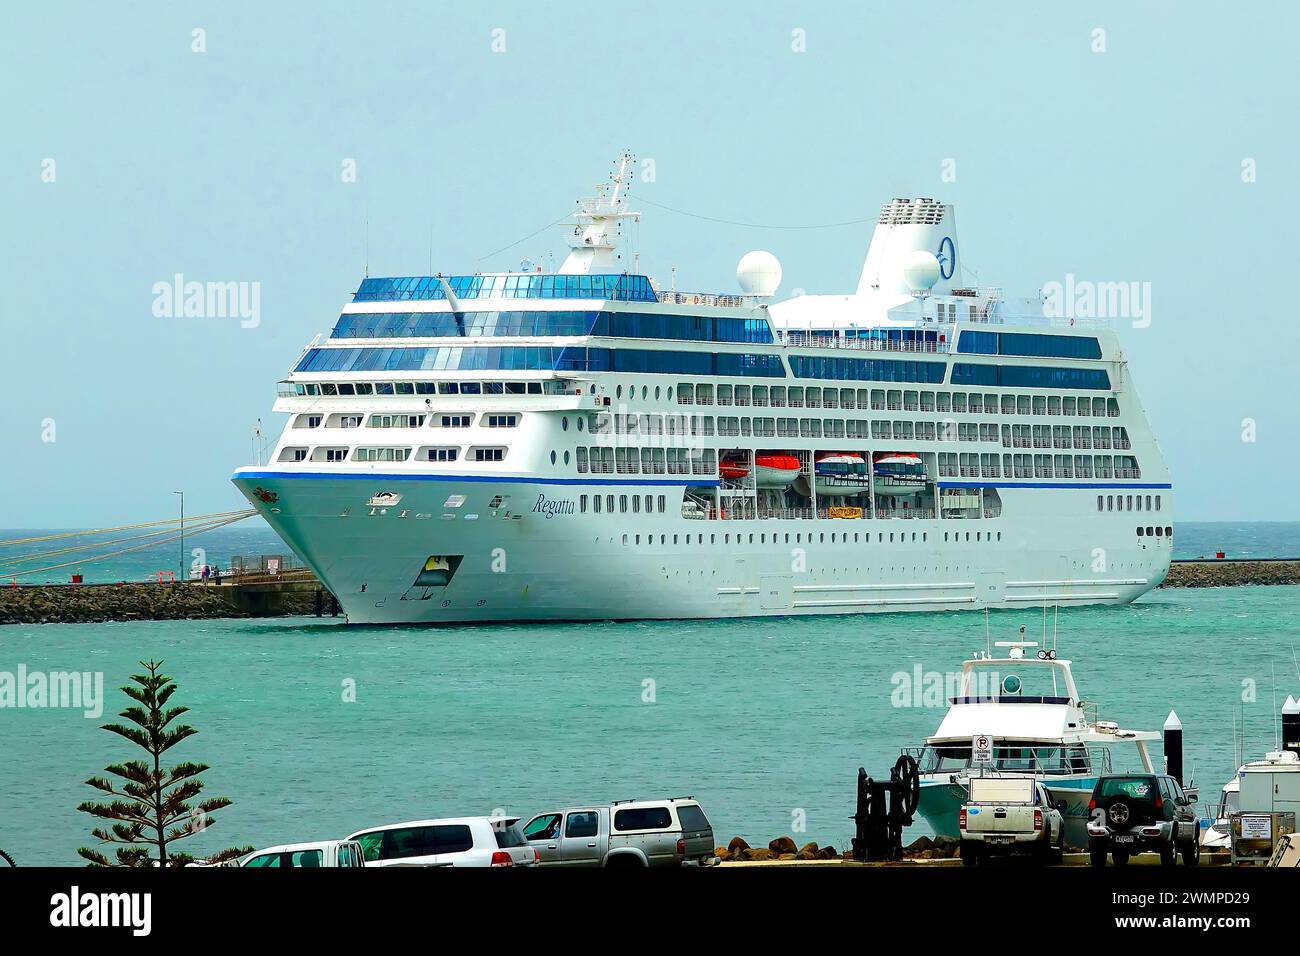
(957, 330, 999, 355)
(331, 311, 600, 339)
(957, 331, 1101, 360)
(951, 363, 1110, 389)
(592, 311, 774, 344)
(788, 355, 945, 384)
(331, 309, 775, 344)
(353, 274, 657, 303)
(295, 347, 786, 377)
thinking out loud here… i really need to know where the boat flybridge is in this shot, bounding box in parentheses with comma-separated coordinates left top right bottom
(907, 628, 1160, 846)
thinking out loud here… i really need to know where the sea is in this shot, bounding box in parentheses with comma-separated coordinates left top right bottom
(1, 520, 1298, 865)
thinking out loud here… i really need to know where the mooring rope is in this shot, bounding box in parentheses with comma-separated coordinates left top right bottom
(0, 510, 255, 549)
(0, 511, 256, 570)
(4, 512, 255, 579)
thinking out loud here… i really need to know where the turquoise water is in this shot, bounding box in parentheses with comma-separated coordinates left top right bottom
(3, 586, 1299, 865)
(4, 520, 1297, 586)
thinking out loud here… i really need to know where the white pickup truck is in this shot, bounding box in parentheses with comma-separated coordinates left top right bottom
(959, 777, 1065, 865)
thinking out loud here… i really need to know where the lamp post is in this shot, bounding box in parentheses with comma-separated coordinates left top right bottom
(174, 491, 185, 582)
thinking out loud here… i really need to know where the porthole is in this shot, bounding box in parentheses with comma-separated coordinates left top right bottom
(562, 416, 569, 431)
(564, 450, 570, 465)
(550, 451, 557, 465)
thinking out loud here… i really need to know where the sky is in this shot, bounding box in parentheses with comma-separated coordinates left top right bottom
(2, 0, 1296, 527)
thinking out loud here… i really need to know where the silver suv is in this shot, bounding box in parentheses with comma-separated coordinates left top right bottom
(521, 797, 717, 867)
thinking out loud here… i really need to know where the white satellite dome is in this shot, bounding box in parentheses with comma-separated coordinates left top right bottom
(901, 250, 941, 292)
(736, 250, 782, 297)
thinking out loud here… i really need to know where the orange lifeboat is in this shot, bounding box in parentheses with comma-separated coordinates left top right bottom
(719, 457, 750, 481)
(754, 454, 801, 488)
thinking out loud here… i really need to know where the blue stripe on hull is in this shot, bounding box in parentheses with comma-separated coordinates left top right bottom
(937, 481, 1172, 490)
(233, 470, 718, 488)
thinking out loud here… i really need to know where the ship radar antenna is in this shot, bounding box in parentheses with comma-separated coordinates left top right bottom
(557, 152, 641, 276)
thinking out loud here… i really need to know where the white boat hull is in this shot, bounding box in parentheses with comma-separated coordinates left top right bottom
(233, 471, 1172, 625)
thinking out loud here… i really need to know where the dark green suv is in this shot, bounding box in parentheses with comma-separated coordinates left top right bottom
(1087, 774, 1200, 867)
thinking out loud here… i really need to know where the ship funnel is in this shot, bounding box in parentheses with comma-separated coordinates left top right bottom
(856, 198, 960, 297)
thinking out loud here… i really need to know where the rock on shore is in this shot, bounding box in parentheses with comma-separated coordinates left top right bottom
(1161, 560, 1300, 588)
(716, 834, 961, 863)
(0, 583, 324, 626)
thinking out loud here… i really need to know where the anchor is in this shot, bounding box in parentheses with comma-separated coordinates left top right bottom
(851, 754, 921, 862)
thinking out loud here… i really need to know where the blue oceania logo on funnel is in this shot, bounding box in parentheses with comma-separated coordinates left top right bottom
(937, 237, 955, 280)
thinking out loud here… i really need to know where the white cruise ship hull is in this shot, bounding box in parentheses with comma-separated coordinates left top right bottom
(232, 471, 1171, 625)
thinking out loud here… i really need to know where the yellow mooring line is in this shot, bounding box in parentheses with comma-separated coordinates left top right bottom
(1, 510, 257, 578)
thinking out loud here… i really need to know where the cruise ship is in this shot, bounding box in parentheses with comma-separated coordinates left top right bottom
(232, 155, 1173, 625)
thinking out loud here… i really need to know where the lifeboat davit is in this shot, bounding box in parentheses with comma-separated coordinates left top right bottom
(814, 453, 870, 497)
(753, 454, 801, 488)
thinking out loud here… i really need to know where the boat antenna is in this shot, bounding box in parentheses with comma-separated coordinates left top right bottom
(364, 216, 370, 278)
(1272, 663, 1280, 751)
(1242, 703, 1249, 768)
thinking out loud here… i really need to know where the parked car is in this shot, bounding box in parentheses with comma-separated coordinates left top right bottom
(520, 797, 717, 868)
(240, 840, 366, 868)
(959, 777, 1064, 865)
(1087, 773, 1201, 866)
(346, 816, 537, 867)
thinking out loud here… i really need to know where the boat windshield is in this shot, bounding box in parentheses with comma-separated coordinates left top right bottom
(875, 460, 925, 477)
(818, 460, 865, 475)
(953, 662, 1071, 701)
(1218, 788, 1240, 817)
(907, 744, 1110, 776)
